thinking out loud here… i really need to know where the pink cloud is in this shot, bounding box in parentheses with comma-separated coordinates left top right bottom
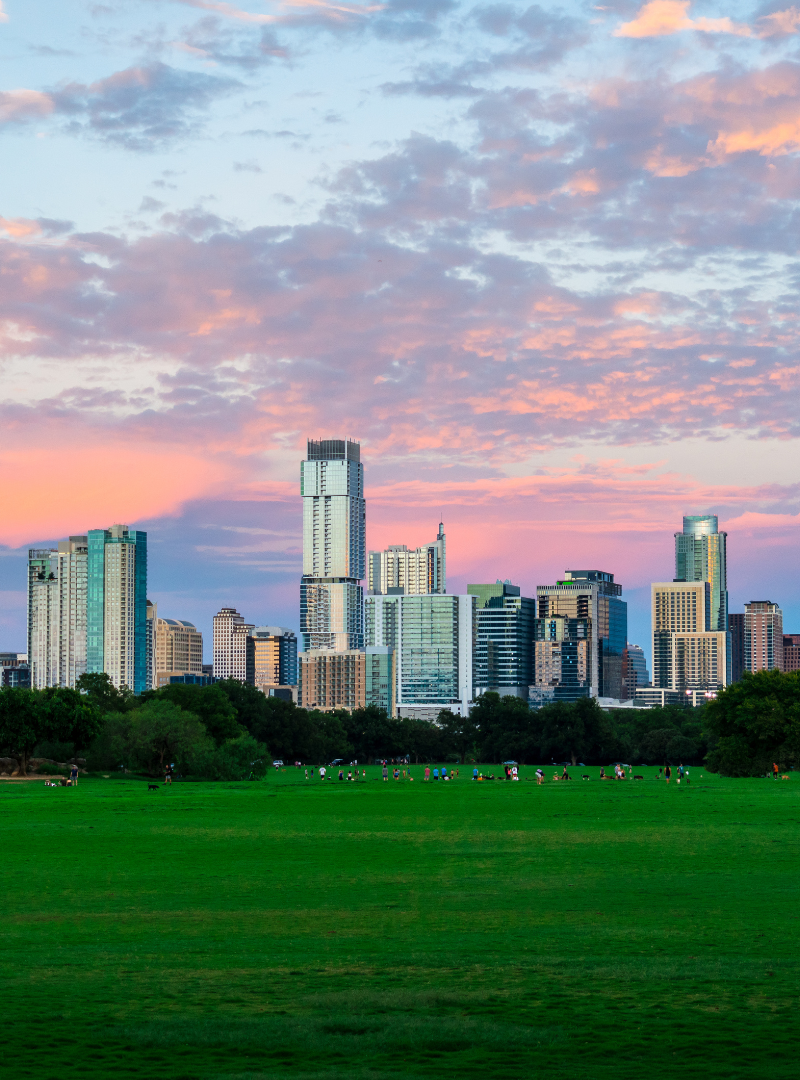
(615, 0, 751, 38)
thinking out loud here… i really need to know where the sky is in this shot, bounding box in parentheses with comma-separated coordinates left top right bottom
(2, 0, 800, 668)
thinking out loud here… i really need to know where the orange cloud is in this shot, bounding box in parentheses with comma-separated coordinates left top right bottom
(757, 6, 800, 37)
(0, 444, 233, 548)
(0, 217, 42, 238)
(615, 0, 751, 38)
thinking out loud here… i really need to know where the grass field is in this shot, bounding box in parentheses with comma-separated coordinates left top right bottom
(2, 764, 798, 1080)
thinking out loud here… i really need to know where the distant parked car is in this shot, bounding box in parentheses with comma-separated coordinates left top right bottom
(273, 760, 284, 768)
(329, 758, 345, 766)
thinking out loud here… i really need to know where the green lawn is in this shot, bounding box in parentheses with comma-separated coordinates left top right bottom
(2, 765, 798, 1079)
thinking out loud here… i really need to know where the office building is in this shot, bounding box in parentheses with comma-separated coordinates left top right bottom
(86, 525, 148, 694)
(57, 536, 89, 690)
(469, 581, 534, 699)
(365, 646, 396, 715)
(651, 581, 729, 692)
(728, 614, 744, 682)
(249, 626, 298, 693)
(674, 515, 728, 632)
(300, 438, 365, 652)
(533, 571, 627, 703)
(213, 607, 254, 682)
(155, 618, 204, 687)
(744, 601, 783, 673)
(298, 649, 366, 712)
(783, 634, 800, 674)
(622, 643, 649, 699)
(366, 593, 474, 720)
(368, 523, 446, 595)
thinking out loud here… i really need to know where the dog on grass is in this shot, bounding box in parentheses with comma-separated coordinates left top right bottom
(633, 775, 644, 780)
(148, 783, 159, 791)
(782, 775, 790, 780)
(582, 774, 590, 780)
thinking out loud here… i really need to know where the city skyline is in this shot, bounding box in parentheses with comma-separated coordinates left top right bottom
(5, 498, 799, 678)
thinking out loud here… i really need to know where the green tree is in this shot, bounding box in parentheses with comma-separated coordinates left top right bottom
(538, 697, 607, 766)
(187, 733, 270, 781)
(76, 672, 134, 713)
(37, 687, 103, 753)
(0, 688, 45, 775)
(436, 709, 479, 763)
(705, 670, 800, 775)
(127, 700, 210, 774)
(152, 683, 241, 746)
(472, 692, 539, 763)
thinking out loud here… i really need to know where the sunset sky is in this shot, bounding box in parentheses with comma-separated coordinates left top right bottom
(2, 0, 800, 665)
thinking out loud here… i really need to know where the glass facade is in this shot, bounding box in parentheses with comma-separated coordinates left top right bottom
(675, 515, 728, 632)
(368, 523, 446, 595)
(86, 525, 148, 694)
(365, 646, 395, 715)
(469, 581, 534, 698)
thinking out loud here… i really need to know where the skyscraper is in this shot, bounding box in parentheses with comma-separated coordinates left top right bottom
(469, 581, 534, 700)
(368, 523, 446, 595)
(533, 571, 627, 703)
(675, 515, 728, 632)
(28, 547, 60, 689)
(300, 438, 365, 652)
(651, 581, 728, 693)
(213, 607, 254, 681)
(728, 613, 744, 682)
(87, 525, 148, 694)
(744, 601, 783, 673)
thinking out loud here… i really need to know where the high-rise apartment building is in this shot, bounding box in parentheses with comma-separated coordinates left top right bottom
(28, 537, 89, 690)
(249, 626, 298, 692)
(366, 593, 474, 720)
(728, 613, 744, 682)
(674, 515, 728, 632)
(469, 581, 534, 700)
(155, 617, 204, 687)
(87, 525, 148, 694)
(28, 547, 61, 689)
(783, 634, 800, 673)
(368, 524, 446, 595)
(651, 581, 729, 693)
(299, 649, 366, 712)
(213, 607, 254, 681)
(300, 438, 365, 652)
(533, 571, 627, 703)
(744, 601, 783, 673)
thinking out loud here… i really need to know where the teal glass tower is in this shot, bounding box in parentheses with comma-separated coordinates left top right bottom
(674, 515, 728, 632)
(87, 524, 148, 694)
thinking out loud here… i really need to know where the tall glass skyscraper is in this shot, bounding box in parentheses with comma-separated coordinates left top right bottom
(300, 438, 365, 652)
(675, 515, 728, 632)
(87, 524, 148, 694)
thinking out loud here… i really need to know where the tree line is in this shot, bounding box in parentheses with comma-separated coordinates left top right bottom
(2, 669, 797, 778)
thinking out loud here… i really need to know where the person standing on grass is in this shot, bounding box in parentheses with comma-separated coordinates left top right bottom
(536, 768, 543, 785)
(665, 765, 671, 784)
(441, 766, 447, 780)
(70, 763, 79, 786)
(678, 764, 684, 784)
(319, 766, 326, 780)
(433, 767, 439, 780)
(425, 766, 430, 782)
(773, 762, 779, 780)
